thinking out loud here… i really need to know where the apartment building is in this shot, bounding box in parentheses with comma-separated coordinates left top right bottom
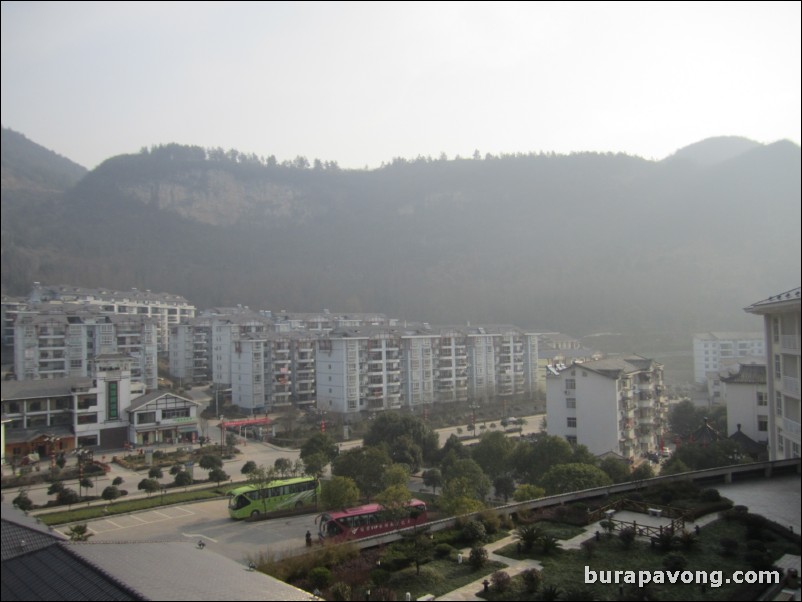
(718, 362, 769, 445)
(13, 305, 158, 390)
(28, 283, 195, 353)
(1, 295, 26, 347)
(693, 331, 765, 384)
(435, 329, 470, 404)
(745, 287, 801, 460)
(547, 355, 666, 458)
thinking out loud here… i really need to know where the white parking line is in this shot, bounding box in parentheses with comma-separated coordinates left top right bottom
(183, 533, 218, 543)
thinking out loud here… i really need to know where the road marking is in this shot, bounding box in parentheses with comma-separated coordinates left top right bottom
(183, 533, 218, 543)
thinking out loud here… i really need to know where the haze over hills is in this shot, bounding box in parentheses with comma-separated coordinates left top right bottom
(1, 127, 799, 336)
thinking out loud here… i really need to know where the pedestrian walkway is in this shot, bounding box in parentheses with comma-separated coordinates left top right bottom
(434, 534, 543, 601)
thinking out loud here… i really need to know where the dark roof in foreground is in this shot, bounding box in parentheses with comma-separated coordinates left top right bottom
(1, 504, 316, 601)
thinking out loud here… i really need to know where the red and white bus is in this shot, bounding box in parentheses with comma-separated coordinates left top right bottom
(316, 499, 428, 542)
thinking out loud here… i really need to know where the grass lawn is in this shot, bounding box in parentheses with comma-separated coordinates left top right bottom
(387, 556, 508, 600)
(485, 518, 799, 601)
(38, 488, 225, 525)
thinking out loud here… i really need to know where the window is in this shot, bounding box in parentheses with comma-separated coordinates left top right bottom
(138, 411, 157, 424)
(163, 408, 190, 419)
(107, 381, 119, 420)
(565, 378, 576, 390)
(757, 416, 768, 432)
(566, 435, 577, 446)
(776, 392, 783, 416)
(567, 417, 577, 428)
(77, 435, 98, 447)
(774, 355, 782, 379)
(566, 398, 576, 409)
(77, 413, 98, 424)
(757, 392, 768, 406)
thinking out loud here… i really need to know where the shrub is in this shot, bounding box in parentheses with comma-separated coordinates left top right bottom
(462, 520, 487, 544)
(618, 527, 636, 549)
(112, 476, 124, 486)
(515, 525, 543, 551)
(540, 534, 562, 555)
(434, 543, 454, 558)
(746, 539, 767, 552)
(700, 488, 721, 502)
(479, 509, 501, 535)
(521, 568, 542, 593)
(719, 537, 739, 556)
(678, 530, 698, 551)
(491, 570, 511, 592)
(174, 471, 193, 487)
(581, 539, 596, 559)
(744, 550, 774, 571)
(308, 566, 333, 590)
(47, 481, 65, 496)
(329, 582, 351, 601)
(662, 554, 687, 571)
(148, 466, 163, 479)
(101, 485, 121, 502)
(12, 490, 33, 511)
(469, 546, 488, 570)
(57, 488, 80, 507)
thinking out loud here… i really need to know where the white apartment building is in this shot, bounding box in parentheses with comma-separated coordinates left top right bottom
(719, 362, 769, 444)
(466, 327, 498, 403)
(169, 316, 213, 385)
(745, 287, 801, 460)
(693, 331, 765, 383)
(13, 305, 158, 390)
(1, 295, 26, 347)
(401, 332, 435, 408)
(28, 283, 195, 353)
(436, 329, 469, 404)
(547, 355, 666, 458)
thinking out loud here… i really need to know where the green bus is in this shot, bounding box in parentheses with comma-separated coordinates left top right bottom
(227, 476, 320, 520)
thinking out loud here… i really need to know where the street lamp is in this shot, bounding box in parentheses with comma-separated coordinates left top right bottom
(219, 415, 225, 458)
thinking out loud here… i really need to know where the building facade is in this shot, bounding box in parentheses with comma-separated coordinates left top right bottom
(719, 362, 769, 444)
(547, 355, 667, 458)
(13, 305, 158, 390)
(693, 331, 765, 384)
(28, 283, 195, 353)
(745, 287, 801, 460)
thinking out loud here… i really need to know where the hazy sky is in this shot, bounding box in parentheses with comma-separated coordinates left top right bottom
(2, 1, 800, 170)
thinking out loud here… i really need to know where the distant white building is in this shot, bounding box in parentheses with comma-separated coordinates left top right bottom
(693, 332, 765, 384)
(745, 287, 801, 460)
(547, 355, 667, 458)
(13, 305, 158, 390)
(28, 283, 195, 353)
(719, 362, 769, 444)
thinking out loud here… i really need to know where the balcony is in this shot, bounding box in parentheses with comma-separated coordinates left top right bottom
(783, 417, 801, 441)
(777, 376, 799, 399)
(781, 335, 801, 353)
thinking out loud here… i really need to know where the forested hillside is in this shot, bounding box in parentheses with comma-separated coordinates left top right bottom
(2, 133, 799, 334)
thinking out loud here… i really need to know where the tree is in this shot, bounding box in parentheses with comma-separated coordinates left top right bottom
(138, 478, 160, 497)
(400, 527, 434, 575)
(112, 476, 124, 487)
(101, 485, 121, 502)
(67, 524, 93, 541)
(174, 470, 193, 488)
(511, 435, 573, 484)
(539, 463, 613, 495)
(382, 463, 410, 489)
(389, 435, 423, 473)
(438, 477, 486, 516)
(599, 457, 631, 483)
(199, 454, 223, 471)
(668, 400, 704, 439)
(422, 468, 443, 494)
(274, 457, 294, 477)
(148, 466, 164, 479)
(513, 484, 545, 502)
(493, 475, 516, 502)
(47, 481, 65, 496)
(247, 466, 278, 513)
(320, 476, 360, 510)
(363, 412, 439, 464)
(472, 431, 515, 479)
(300, 432, 339, 471)
(79, 477, 94, 496)
(630, 462, 655, 481)
(375, 484, 413, 529)
(442, 458, 490, 500)
(332, 446, 391, 500)
(12, 490, 33, 511)
(241, 460, 257, 475)
(57, 488, 80, 508)
(208, 467, 229, 485)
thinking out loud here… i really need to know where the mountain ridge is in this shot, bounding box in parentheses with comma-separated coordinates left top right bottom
(1, 131, 798, 336)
